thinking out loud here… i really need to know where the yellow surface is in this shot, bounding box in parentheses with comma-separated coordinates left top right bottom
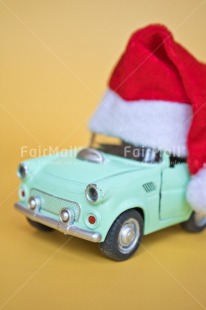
(1, 1, 206, 309)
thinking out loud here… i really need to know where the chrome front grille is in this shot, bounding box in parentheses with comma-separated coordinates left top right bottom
(30, 189, 80, 220)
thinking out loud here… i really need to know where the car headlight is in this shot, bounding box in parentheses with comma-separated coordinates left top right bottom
(17, 163, 28, 179)
(85, 184, 99, 204)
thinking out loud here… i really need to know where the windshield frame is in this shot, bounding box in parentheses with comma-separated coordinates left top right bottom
(89, 133, 162, 164)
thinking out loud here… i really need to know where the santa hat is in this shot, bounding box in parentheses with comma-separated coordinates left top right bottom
(89, 24, 206, 215)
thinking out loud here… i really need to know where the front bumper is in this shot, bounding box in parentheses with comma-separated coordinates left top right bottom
(14, 202, 102, 243)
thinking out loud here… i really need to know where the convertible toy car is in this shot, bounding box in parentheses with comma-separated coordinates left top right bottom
(15, 133, 206, 261)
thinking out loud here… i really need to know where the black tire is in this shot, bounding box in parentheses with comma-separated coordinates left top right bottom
(181, 212, 206, 233)
(27, 218, 54, 232)
(99, 209, 143, 261)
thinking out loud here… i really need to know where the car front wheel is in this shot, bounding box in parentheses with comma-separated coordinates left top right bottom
(181, 212, 206, 232)
(27, 218, 54, 232)
(99, 209, 143, 261)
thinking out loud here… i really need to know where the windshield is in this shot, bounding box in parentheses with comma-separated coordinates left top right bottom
(89, 133, 162, 163)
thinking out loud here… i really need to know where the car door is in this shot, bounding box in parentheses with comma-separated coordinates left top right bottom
(160, 157, 191, 220)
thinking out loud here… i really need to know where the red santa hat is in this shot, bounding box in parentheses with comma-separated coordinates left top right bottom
(89, 24, 206, 214)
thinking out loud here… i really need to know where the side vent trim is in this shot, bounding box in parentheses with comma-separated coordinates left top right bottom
(143, 182, 156, 193)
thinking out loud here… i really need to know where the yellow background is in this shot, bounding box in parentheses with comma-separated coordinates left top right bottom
(1, 0, 206, 309)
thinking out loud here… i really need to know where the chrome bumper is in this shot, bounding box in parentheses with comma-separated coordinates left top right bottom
(14, 202, 102, 243)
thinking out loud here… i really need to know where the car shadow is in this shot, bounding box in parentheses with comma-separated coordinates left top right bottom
(15, 219, 188, 262)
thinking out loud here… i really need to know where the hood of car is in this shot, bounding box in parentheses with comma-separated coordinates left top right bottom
(42, 150, 145, 184)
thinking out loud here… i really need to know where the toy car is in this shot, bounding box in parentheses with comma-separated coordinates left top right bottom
(15, 133, 206, 261)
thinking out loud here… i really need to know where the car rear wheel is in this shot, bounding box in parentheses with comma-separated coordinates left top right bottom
(181, 212, 206, 232)
(27, 218, 54, 232)
(99, 209, 143, 261)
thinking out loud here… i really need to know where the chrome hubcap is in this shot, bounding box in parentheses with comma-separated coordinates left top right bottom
(118, 219, 140, 254)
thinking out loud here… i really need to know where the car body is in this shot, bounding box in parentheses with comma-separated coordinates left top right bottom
(15, 136, 205, 261)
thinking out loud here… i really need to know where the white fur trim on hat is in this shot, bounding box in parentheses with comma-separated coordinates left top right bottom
(187, 168, 206, 214)
(89, 90, 192, 157)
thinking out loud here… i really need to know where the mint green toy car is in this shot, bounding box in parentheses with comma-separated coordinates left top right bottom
(15, 134, 206, 261)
